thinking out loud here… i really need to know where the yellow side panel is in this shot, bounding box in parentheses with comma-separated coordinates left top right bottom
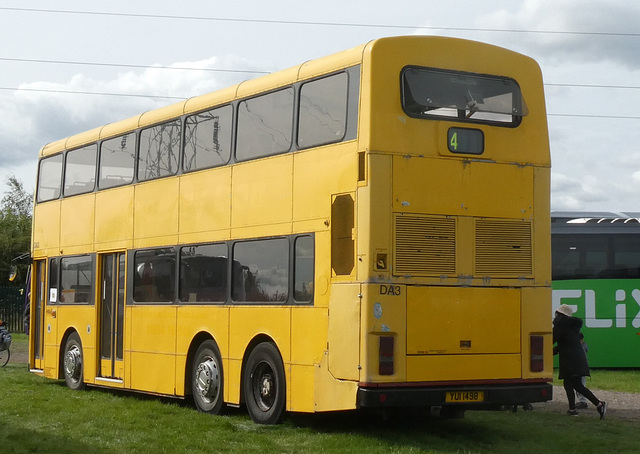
(289, 364, 315, 412)
(521, 286, 553, 379)
(32, 201, 60, 256)
(314, 351, 359, 412)
(128, 305, 177, 394)
(407, 354, 522, 382)
(290, 306, 327, 365)
(406, 286, 520, 355)
(59, 195, 95, 252)
(393, 156, 534, 219)
(54, 305, 97, 382)
(134, 179, 179, 247)
(227, 306, 291, 405)
(174, 306, 230, 397)
(95, 186, 134, 249)
(327, 283, 360, 380)
(292, 143, 358, 223)
(179, 168, 231, 243)
(231, 155, 293, 237)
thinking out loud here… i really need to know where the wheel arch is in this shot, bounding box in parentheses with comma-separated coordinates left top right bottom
(239, 334, 283, 405)
(184, 331, 217, 397)
(58, 327, 81, 379)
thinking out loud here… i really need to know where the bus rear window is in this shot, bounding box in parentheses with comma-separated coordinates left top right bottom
(401, 67, 528, 126)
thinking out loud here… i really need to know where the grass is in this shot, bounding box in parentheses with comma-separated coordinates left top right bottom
(2, 334, 639, 453)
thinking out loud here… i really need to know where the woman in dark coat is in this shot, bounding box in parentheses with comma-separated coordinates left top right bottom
(553, 304, 607, 418)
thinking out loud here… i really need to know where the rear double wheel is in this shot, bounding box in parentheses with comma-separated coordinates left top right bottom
(243, 342, 286, 425)
(192, 340, 225, 414)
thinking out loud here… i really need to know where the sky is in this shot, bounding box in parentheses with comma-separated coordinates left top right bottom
(1, 0, 640, 212)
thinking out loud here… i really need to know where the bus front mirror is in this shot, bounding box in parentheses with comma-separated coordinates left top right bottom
(8, 265, 17, 282)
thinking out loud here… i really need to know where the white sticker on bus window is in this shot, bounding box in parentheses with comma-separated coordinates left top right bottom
(49, 288, 57, 303)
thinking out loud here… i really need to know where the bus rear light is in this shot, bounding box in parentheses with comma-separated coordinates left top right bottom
(530, 335, 544, 372)
(379, 336, 394, 375)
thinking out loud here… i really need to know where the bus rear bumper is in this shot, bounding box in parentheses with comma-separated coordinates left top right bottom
(357, 382, 553, 409)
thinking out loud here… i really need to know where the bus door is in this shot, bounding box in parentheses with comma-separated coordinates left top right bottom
(32, 260, 46, 370)
(98, 253, 125, 379)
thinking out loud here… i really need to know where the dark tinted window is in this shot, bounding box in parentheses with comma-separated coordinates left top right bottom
(298, 73, 348, 148)
(64, 144, 97, 196)
(402, 67, 526, 126)
(48, 257, 59, 303)
(184, 105, 232, 172)
(37, 154, 63, 202)
(100, 133, 136, 189)
(294, 236, 314, 302)
(138, 120, 181, 181)
(232, 238, 288, 302)
(133, 248, 176, 302)
(59, 255, 93, 304)
(180, 244, 228, 302)
(552, 234, 640, 280)
(236, 88, 294, 161)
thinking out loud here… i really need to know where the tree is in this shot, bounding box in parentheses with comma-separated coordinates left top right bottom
(0, 175, 32, 285)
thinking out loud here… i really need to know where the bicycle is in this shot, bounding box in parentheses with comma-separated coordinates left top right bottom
(0, 320, 11, 367)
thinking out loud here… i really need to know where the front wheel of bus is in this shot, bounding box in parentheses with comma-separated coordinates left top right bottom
(192, 340, 225, 414)
(63, 332, 85, 390)
(243, 342, 285, 425)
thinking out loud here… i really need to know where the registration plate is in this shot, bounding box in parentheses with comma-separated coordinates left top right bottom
(445, 391, 484, 403)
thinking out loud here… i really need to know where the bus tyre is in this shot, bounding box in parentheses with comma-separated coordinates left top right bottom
(192, 340, 225, 414)
(243, 343, 286, 425)
(63, 332, 85, 390)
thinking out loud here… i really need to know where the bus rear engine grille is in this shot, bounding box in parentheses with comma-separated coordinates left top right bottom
(394, 216, 456, 276)
(475, 219, 533, 277)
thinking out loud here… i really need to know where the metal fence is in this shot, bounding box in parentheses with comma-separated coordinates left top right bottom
(0, 286, 27, 333)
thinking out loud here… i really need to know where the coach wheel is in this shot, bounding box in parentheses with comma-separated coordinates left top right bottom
(192, 340, 225, 414)
(243, 342, 286, 425)
(63, 332, 85, 390)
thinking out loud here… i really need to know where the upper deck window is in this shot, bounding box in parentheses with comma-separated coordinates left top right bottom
(138, 120, 181, 181)
(183, 105, 233, 172)
(99, 133, 136, 189)
(236, 88, 294, 161)
(298, 73, 348, 149)
(36, 154, 63, 202)
(64, 144, 97, 197)
(401, 67, 528, 126)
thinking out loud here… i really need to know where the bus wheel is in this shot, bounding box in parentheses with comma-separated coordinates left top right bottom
(192, 340, 225, 414)
(243, 343, 285, 425)
(63, 332, 85, 390)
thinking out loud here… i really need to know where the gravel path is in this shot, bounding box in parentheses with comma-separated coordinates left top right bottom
(535, 386, 640, 421)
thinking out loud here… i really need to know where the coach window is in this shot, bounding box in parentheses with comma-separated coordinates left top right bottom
(180, 244, 228, 303)
(294, 236, 314, 303)
(64, 144, 97, 197)
(133, 248, 176, 303)
(232, 238, 289, 302)
(138, 120, 181, 181)
(59, 255, 94, 304)
(236, 88, 294, 161)
(99, 133, 136, 189)
(184, 105, 233, 172)
(36, 154, 63, 202)
(298, 73, 348, 149)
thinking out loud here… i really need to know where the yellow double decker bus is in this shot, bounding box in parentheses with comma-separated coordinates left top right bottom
(29, 36, 552, 424)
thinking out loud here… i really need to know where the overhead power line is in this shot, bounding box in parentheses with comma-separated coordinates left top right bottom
(0, 57, 270, 75)
(0, 86, 187, 101)
(2, 6, 640, 38)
